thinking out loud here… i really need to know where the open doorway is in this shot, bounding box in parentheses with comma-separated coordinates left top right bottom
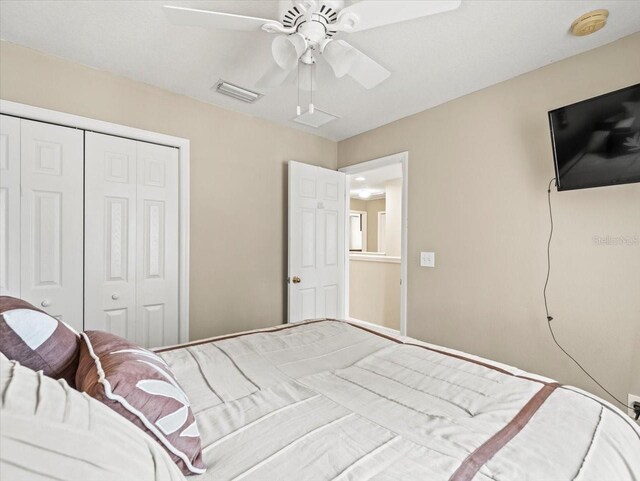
(340, 152, 408, 335)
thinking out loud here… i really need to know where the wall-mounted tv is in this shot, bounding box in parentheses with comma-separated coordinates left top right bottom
(549, 83, 640, 191)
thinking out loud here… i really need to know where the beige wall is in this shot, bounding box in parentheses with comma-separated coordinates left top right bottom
(338, 33, 640, 404)
(350, 198, 367, 212)
(349, 259, 400, 330)
(366, 198, 385, 252)
(3, 33, 638, 405)
(0, 41, 337, 340)
(384, 179, 402, 256)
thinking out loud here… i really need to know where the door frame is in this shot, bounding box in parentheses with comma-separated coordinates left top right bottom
(0, 100, 191, 343)
(339, 152, 408, 336)
(377, 211, 386, 253)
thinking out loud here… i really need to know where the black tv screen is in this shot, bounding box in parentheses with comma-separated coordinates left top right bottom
(549, 83, 640, 191)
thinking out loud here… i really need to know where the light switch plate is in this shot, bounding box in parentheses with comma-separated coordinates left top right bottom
(420, 252, 435, 267)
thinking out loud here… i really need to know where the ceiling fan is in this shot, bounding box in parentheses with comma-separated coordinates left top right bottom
(164, 1, 462, 91)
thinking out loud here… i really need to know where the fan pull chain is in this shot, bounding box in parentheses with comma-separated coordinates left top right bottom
(296, 62, 301, 116)
(309, 61, 315, 114)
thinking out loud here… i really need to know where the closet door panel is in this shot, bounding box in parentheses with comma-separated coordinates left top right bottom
(136, 142, 179, 347)
(20, 119, 83, 330)
(85, 132, 137, 341)
(0, 115, 21, 297)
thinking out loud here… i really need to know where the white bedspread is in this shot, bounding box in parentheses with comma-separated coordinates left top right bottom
(158, 320, 640, 481)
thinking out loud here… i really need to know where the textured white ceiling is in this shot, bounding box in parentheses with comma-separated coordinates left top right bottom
(1, 1, 639, 141)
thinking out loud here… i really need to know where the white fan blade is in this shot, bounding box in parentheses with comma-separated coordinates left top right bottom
(255, 63, 296, 88)
(323, 40, 389, 89)
(164, 5, 279, 31)
(336, 0, 461, 32)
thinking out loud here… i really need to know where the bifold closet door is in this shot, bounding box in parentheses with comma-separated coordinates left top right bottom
(85, 133, 138, 340)
(0, 115, 21, 297)
(20, 119, 84, 330)
(135, 141, 179, 347)
(85, 132, 179, 347)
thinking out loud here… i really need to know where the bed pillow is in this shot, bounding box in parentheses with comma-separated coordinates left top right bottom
(0, 296, 80, 386)
(76, 331, 205, 476)
(0, 354, 186, 481)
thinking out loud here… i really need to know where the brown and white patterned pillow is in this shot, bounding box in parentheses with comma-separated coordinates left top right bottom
(76, 331, 205, 476)
(1, 354, 186, 481)
(0, 296, 80, 386)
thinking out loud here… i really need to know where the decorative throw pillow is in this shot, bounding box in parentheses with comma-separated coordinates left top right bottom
(76, 331, 205, 476)
(0, 296, 80, 386)
(1, 355, 185, 481)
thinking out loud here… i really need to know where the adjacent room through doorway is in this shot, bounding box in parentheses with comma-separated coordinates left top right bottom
(342, 153, 407, 334)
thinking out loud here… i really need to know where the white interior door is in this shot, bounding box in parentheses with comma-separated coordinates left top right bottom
(20, 119, 84, 330)
(349, 214, 363, 251)
(85, 132, 138, 340)
(288, 161, 345, 323)
(0, 115, 21, 297)
(136, 141, 179, 347)
(85, 132, 179, 347)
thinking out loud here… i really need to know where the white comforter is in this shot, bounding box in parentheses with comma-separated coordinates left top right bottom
(158, 320, 640, 481)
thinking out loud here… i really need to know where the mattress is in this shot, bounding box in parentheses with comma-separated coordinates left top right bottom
(156, 320, 640, 481)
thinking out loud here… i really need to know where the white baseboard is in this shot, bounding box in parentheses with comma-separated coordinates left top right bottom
(347, 317, 401, 338)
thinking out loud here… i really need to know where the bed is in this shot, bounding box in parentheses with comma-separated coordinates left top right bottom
(152, 319, 640, 481)
(0, 313, 640, 481)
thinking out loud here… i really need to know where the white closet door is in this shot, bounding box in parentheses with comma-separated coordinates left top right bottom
(85, 133, 179, 347)
(136, 141, 179, 347)
(85, 132, 137, 340)
(0, 115, 21, 297)
(20, 119, 83, 330)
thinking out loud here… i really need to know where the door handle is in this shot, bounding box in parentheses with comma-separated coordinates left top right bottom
(41, 299, 51, 308)
(291, 276, 301, 284)
(111, 292, 120, 300)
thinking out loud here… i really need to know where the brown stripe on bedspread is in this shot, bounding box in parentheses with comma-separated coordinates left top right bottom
(449, 382, 559, 481)
(154, 319, 331, 353)
(158, 319, 550, 384)
(342, 320, 518, 376)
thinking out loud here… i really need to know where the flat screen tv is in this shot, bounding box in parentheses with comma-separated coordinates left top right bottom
(548, 83, 640, 191)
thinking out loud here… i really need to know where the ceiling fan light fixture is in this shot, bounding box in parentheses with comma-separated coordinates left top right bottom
(322, 39, 357, 78)
(214, 80, 262, 103)
(272, 33, 307, 70)
(168, 1, 463, 99)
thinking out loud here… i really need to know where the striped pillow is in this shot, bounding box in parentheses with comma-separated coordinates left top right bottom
(0, 296, 80, 386)
(76, 331, 205, 475)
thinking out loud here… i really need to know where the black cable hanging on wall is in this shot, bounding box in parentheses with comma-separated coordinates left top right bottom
(544, 177, 634, 413)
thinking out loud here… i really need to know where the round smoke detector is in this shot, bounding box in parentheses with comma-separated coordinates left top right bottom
(570, 9, 609, 36)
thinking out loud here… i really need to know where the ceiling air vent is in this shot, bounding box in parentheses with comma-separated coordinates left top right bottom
(214, 80, 262, 103)
(292, 109, 338, 128)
